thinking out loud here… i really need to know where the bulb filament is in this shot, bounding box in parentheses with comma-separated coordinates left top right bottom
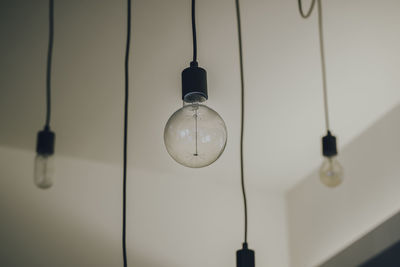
(194, 105, 198, 156)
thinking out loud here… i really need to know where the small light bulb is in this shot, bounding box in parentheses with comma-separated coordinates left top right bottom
(34, 154, 54, 189)
(164, 103, 227, 168)
(35, 128, 55, 189)
(319, 156, 343, 188)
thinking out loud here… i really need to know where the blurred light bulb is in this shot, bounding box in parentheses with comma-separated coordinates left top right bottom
(34, 154, 54, 189)
(319, 156, 343, 188)
(164, 103, 227, 168)
(35, 128, 55, 189)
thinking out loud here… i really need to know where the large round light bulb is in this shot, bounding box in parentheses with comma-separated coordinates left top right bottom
(319, 156, 343, 188)
(34, 154, 54, 189)
(164, 103, 227, 168)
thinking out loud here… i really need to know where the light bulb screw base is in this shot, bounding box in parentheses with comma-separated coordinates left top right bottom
(236, 242, 255, 267)
(182, 62, 208, 103)
(322, 130, 337, 157)
(36, 128, 55, 156)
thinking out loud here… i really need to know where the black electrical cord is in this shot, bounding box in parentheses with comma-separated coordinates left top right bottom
(298, 0, 331, 131)
(191, 0, 197, 63)
(298, 0, 316, 19)
(45, 0, 54, 130)
(235, 0, 248, 245)
(122, 0, 131, 266)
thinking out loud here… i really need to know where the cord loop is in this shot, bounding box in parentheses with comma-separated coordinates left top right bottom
(298, 0, 316, 19)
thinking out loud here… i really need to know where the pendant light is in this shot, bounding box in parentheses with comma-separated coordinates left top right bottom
(298, 0, 344, 188)
(235, 0, 255, 266)
(34, 0, 56, 189)
(122, 0, 131, 266)
(164, 0, 227, 168)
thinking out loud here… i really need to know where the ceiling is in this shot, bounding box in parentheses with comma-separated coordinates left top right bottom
(1, 0, 400, 192)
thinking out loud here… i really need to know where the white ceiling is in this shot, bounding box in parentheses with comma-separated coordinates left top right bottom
(1, 0, 400, 192)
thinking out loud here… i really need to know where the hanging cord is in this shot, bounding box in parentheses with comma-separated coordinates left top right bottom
(235, 0, 248, 244)
(191, 0, 197, 63)
(122, 0, 131, 266)
(45, 0, 54, 130)
(298, 0, 316, 18)
(298, 0, 330, 131)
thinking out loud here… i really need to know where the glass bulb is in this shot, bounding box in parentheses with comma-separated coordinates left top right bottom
(164, 103, 227, 168)
(34, 154, 54, 189)
(319, 156, 343, 188)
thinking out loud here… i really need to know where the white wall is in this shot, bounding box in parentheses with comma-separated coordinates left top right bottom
(287, 103, 400, 267)
(3, 0, 400, 192)
(0, 145, 289, 266)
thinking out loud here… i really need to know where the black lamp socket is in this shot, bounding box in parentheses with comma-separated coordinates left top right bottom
(237, 243, 255, 267)
(322, 131, 338, 157)
(182, 61, 208, 103)
(36, 128, 55, 156)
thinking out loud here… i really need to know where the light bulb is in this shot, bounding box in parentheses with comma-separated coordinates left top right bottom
(35, 128, 55, 189)
(319, 156, 343, 188)
(34, 154, 54, 189)
(164, 103, 227, 168)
